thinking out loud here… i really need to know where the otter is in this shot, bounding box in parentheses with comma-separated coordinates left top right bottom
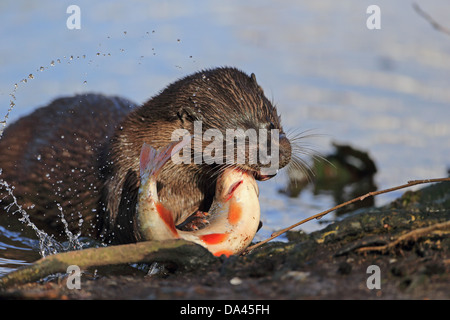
(0, 67, 291, 244)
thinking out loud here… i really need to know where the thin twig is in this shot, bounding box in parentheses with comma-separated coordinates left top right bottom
(413, 3, 450, 37)
(0, 239, 216, 289)
(243, 177, 450, 254)
(355, 220, 450, 254)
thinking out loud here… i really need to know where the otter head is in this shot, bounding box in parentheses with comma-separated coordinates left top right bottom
(175, 67, 292, 181)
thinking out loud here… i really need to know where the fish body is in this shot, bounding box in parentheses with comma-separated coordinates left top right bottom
(137, 140, 260, 257)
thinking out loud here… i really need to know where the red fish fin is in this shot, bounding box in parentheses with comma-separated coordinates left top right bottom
(155, 202, 179, 237)
(213, 250, 233, 257)
(139, 137, 191, 178)
(200, 233, 228, 245)
(228, 200, 242, 225)
(139, 143, 156, 177)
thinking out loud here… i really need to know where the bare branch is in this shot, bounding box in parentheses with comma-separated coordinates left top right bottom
(355, 220, 450, 254)
(413, 3, 450, 37)
(243, 177, 450, 254)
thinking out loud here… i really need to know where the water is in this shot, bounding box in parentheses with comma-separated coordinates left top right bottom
(0, 174, 89, 276)
(1, 0, 450, 276)
(0, 225, 39, 276)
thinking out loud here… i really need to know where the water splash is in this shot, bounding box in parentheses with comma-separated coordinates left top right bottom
(0, 59, 69, 258)
(0, 45, 112, 251)
(0, 169, 87, 258)
(0, 96, 18, 141)
(0, 174, 64, 257)
(56, 203, 83, 252)
(0, 30, 161, 259)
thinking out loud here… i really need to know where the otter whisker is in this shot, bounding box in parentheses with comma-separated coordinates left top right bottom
(287, 154, 315, 182)
(283, 127, 332, 184)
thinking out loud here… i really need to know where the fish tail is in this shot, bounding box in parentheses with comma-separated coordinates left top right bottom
(139, 137, 191, 178)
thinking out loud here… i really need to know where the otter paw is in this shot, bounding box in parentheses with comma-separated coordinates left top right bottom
(177, 211, 210, 231)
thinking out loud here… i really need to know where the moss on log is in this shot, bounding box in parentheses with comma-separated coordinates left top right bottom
(0, 239, 217, 289)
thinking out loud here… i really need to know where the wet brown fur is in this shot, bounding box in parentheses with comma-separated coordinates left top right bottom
(0, 67, 291, 244)
(0, 94, 134, 237)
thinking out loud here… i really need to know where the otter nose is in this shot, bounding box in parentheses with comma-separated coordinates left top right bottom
(257, 131, 291, 179)
(278, 133, 292, 169)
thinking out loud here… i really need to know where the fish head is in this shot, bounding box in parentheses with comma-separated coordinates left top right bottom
(215, 168, 259, 203)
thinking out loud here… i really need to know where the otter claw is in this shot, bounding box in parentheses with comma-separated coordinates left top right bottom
(177, 211, 211, 231)
(193, 211, 210, 218)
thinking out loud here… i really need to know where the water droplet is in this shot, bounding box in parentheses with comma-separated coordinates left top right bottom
(230, 277, 242, 285)
(28, 74, 34, 79)
(50, 60, 55, 66)
(36, 154, 41, 161)
(39, 66, 45, 72)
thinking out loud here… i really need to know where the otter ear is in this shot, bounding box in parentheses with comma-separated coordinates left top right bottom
(250, 73, 264, 94)
(176, 105, 203, 124)
(251, 73, 258, 84)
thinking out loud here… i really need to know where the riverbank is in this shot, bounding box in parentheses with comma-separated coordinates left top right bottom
(0, 181, 448, 299)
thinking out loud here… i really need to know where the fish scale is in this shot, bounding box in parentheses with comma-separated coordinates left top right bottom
(137, 139, 260, 257)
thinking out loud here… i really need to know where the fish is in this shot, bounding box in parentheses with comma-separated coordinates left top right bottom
(136, 139, 260, 257)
